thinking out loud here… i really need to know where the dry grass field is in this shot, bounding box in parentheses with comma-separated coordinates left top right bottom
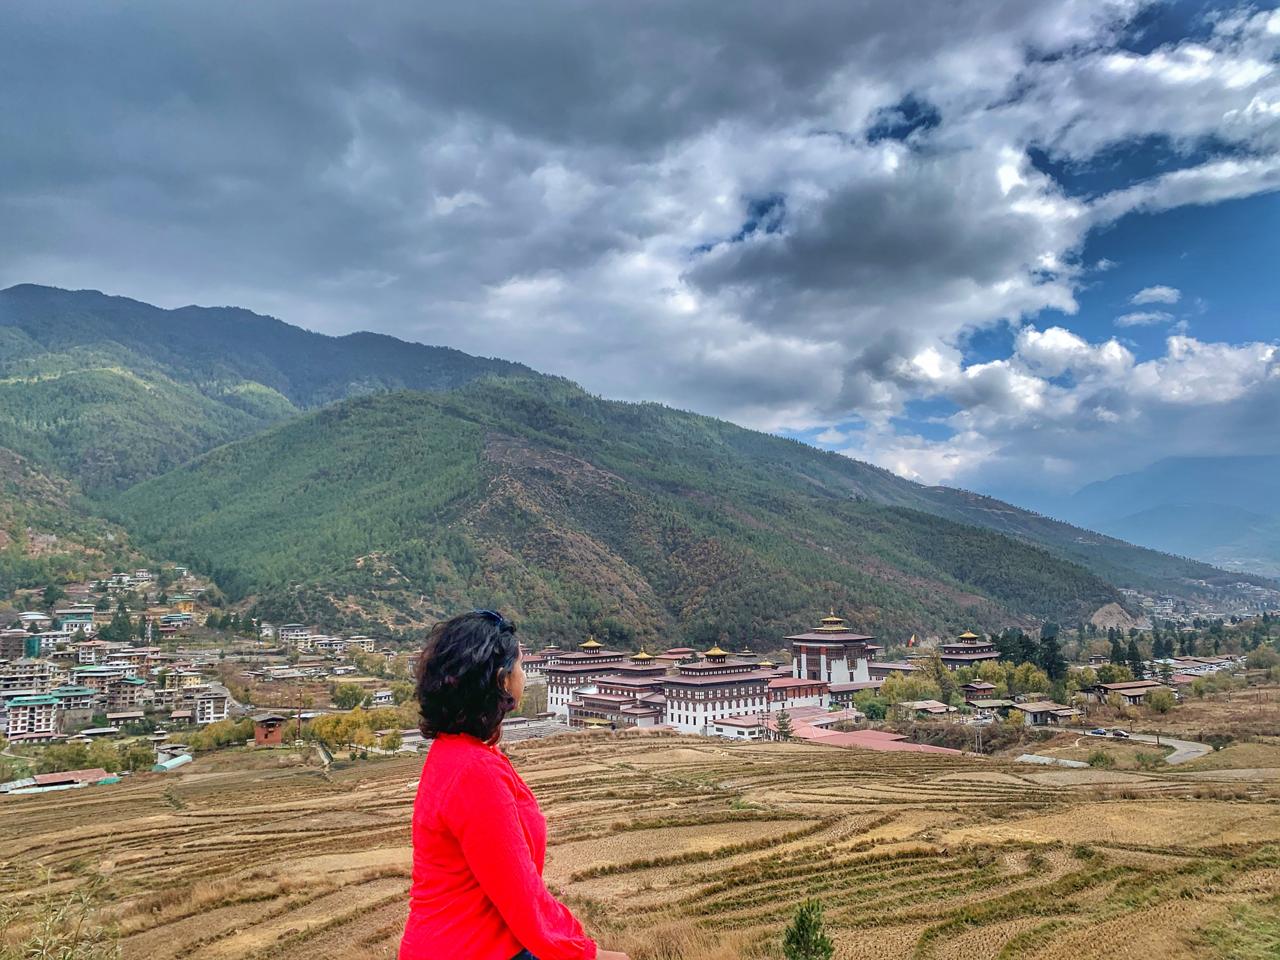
(2, 733, 1278, 960)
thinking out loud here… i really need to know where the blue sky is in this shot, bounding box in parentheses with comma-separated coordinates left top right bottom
(1, 0, 1278, 512)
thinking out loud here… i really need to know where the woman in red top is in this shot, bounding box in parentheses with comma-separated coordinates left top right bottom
(400, 610, 630, 960)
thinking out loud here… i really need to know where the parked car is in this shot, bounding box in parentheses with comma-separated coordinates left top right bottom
(1087, 728, 1108, 737)
(1110, 729, 1130, 739)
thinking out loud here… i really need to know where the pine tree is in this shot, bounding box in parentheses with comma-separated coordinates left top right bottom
(775, 708, 793, 742)
(1038, 623, 1067, 680)
(1109, 636, 1125, 665)
(783, 899, 834, 960)
(1126, 639, 1145, 680)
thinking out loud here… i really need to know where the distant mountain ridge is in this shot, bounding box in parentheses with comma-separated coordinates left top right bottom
(0, 283, 1271, 639)
(0, 283, 529, 490)
(1061, 455, 1280, 577)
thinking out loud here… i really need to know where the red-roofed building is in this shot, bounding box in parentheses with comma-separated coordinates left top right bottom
(767, 676, 829, 711)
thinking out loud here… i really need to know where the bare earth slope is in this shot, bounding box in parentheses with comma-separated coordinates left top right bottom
(3, 735, 1277, 960)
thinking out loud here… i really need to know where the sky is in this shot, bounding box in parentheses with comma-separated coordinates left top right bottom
(1, 0, 1278, 511)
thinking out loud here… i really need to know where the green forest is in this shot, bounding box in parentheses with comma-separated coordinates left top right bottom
(2, 282, 1270, 644)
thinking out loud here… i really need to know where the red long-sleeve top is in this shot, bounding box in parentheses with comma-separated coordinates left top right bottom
(400, 732, 597, 960)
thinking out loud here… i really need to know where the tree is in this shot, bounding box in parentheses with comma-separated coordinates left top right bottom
(41, 584, 66, 608)
(331, 683, 366, 710)
(1126, 639, 1145, 680)
(775, 708, 794, 742)
(1037, 623, 1067, 681)
(380, 729, 403, 751)
(783, 899, 834, 960)
(1148, 689, 1175, 714)
(1109, 635, 1126, 666)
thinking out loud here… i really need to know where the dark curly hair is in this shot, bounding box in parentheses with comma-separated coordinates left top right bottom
(416, 610, 520, 743)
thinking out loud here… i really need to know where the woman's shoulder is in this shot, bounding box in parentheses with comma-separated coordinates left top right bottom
(427, 735, 516, 791)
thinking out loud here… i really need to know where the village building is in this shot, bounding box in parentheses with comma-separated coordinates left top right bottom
(828, 679, 884, 707)
(345, 635, 377, 653)
(938, 631, 1001, 670)
(787, 613, 880, 685)
(277, 624, 312, 646)
(1012, 701, 1080, 726)
(370, 689, 395, 708)
(961, 680, 999, 704)
(897, 699, 956, 718)
(253, 713, 289, 746)
(1091, 679, 1167, 706)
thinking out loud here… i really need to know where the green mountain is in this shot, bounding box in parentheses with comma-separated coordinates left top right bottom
(0, 283, 529, 491)
(5, 283, 1269, 643)
(0, 447, 138, 599)
(108, 379, 1122, 645)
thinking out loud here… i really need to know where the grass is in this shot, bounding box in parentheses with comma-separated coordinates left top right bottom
(1196, 898, 1280, 959)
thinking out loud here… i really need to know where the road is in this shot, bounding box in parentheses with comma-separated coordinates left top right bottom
(1065, 727, 1211, 765)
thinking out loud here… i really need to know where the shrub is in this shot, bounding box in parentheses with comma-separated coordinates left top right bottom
(1087, 749, 1115, 769)
(783, 899, 834, 960)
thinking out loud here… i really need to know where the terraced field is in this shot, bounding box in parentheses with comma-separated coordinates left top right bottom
(3, 733, 1278, 959)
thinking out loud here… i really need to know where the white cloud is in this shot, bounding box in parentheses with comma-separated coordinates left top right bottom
(1130, 285, 1181, 305)
(1116, 310, 1173, 326)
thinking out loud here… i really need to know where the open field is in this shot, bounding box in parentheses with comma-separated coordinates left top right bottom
(3, 733, 1279, 960)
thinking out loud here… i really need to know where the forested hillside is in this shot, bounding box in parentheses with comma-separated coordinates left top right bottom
(0, 447, 138, 597)
(109, 380, 1121, 645)
(5, 283, 1265, 640)
(0, 284, 528, 491)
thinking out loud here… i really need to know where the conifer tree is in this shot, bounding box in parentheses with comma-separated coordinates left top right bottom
(783, 899, 834, 960)
(1126, 639, 1145, 680)
(775, 708, 793, 742)
(1109, 636, 1126, 665)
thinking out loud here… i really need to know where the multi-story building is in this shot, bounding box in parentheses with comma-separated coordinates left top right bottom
(50, 684, 99, 711)
(766, 676, 829, 712)
(278, 624, 312, 647)
(938, 631, 1001, 670)
(345, 635, 377, 654)
(546, 638, 629, 716)
(70, 664, 129, 697)
(194, 690, 230, 725)
(0, 628, 39, 661)
(0, 658, 58, 695)
(787, 613, 880, 684)
(4, 693, 62, 742)
(107, 676, 149, 712)
(662, 647, 773, 735)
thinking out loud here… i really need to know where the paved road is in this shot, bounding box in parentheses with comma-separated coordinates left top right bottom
(1065, 727, 1211, 765)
